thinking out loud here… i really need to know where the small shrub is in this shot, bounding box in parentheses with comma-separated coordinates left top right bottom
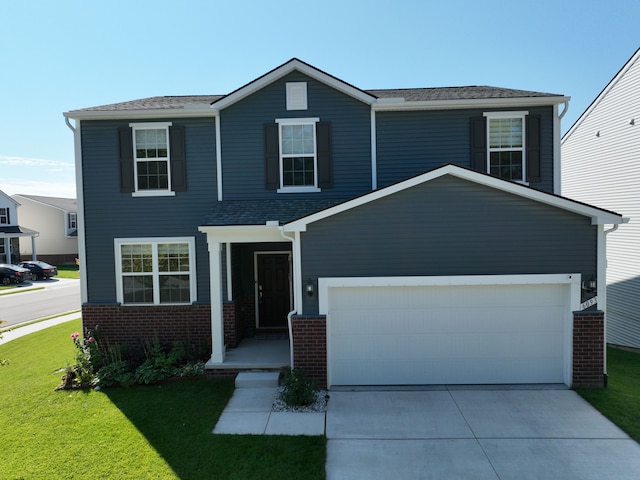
(133, 339, 186, 384)
(280, 368, 317, 407)
(96, 360, 134, 387)
(175, 361, 205, 377)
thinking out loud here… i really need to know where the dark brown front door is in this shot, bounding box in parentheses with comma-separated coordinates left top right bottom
(257, 253, 291, 328)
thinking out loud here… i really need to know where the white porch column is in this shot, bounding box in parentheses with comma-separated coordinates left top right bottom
(208, 240, 225, 363)
(4, 238, 10, 263)
(31, 235, 37, 260)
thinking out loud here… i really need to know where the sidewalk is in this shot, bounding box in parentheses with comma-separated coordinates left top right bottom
(0, 312, 81, 346)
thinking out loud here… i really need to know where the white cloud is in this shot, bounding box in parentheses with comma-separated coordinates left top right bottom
(0, 155, 74, 170)
(0, 155, 76, 198)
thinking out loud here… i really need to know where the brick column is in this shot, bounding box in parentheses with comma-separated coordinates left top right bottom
(291, 315, 327, 389)
(573, 311, 605, 388)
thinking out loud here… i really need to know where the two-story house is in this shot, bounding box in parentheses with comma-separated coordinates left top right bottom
(64, 59, 624, 389)
(0, 190, 39, 264)
(12, 194, 79, 265)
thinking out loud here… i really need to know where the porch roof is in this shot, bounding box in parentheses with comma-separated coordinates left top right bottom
(201, 198, 344, 226)
(0, 225, 39, 237)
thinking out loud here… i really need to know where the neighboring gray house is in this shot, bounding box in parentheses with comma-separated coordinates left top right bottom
(562, 47, 640, 348)
(12, 195, 79, 265)
(0, 190, 38, 264)
(64, 58, 624, 388)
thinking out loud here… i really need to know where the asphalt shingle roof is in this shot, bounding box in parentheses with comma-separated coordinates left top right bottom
(15, 195, 77, 212)
(69, 86, 562, 113)
(202, 198, 345, 226)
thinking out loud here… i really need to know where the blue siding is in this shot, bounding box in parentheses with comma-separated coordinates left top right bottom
(375, 106, 555, 193)
(80, 117, 217, 303)
(300, 175, 596, 314)
(220, 71, 373, 200)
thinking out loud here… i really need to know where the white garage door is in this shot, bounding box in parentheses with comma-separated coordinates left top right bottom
(323, 275, 576, 387)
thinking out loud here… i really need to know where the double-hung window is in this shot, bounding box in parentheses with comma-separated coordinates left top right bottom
(119, 122, 186, 196)
(277, 118, 320, 192)
(115, 237, 196, 305)
(0, 208, 8, 224)
(484, 111, 527, 182)
(132, 122, 171, 193)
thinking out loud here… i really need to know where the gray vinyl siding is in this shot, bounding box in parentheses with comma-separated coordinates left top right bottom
(376, 106, 555, 193)
(80, 117, 217, 303)
(300, 175, 596, 315)
(220, 71, 372, 200)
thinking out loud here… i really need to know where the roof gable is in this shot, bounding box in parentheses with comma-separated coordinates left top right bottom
(0, 190, 19, 208)
(211, 58, 377, 111)
(284, 164, 624, 231)
(563, 47, 640, 143)
(13, 194, 77, 212)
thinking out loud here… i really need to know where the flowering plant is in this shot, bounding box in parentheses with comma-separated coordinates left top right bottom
(66, 327, 104, 387)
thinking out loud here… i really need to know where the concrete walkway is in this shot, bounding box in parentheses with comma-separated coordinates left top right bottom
(212, 372, 325, 435)
(325, 389, 640, 480)
(0, 311, 81, 345)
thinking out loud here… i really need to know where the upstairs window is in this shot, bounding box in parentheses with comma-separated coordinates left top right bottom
(264, 119, 332, 192)
(133, 124, 170, 192)
(0, 208, 8, 224)
(471, 112, 541, 184)
(115, 237, 196, 305)
(118, 123, 186, 196)
(66, 212, 77, 237)
(280, 119, 317, 189)
(486, 112, 526, 182)
(68, 212, 77, 229)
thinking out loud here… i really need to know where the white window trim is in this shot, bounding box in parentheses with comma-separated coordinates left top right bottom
(276, 117, 321, 193)
(114, 236, 197, 306)
(129, 122, 174, 195)
(483, 111, 528, 184)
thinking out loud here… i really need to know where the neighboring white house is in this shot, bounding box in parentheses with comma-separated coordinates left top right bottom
(562, 47, 640, 348)
(0, 190, 39, 264)
(12, 195, 78, 265)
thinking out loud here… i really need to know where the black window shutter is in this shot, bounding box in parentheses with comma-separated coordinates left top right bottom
(264, 123, 280, 190)
(316, 121, 332, 188)
(118, 127, 134, 193)
(6, 208, 9, 224)
(470, 116, 487, 172)
(526, 115, 541, 183)
(170, 125, 187, 192)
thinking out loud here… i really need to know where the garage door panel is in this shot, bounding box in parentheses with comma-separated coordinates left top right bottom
(327, 281, 570, 386)
(330, 306, 566, 336)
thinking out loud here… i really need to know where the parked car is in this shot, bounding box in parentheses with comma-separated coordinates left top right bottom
(17, 261, 58, 280)
(0, 264, 33, 284)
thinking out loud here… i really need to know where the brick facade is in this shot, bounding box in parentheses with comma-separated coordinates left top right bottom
(291, 315, 327, 389)
(82, 303, 212, 360)
(572, 310, 605, 388)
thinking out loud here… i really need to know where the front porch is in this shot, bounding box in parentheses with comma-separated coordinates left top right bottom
(205, 334, 290, 370)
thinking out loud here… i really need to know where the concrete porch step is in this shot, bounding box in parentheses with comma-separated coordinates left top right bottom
(235, 371, 280, 389)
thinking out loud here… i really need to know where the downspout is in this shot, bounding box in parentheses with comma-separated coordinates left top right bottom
(600, 222, 623, 385)
(65, 116, 88, 303)
(280, 228, 297, 368)
(554, 100, 570, 195)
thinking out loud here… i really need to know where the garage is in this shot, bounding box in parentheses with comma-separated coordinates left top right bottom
(320, 274, 579, 387)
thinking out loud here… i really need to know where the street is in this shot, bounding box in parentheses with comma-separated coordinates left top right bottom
(0, 279, 81, 327)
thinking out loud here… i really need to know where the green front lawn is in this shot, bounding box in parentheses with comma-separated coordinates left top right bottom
(0, 320, 326, 479)
(56, 264, 80, 279)
(575, 346, 640, 442)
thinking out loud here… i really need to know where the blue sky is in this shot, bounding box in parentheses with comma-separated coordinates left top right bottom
(1, 0, 638, 198)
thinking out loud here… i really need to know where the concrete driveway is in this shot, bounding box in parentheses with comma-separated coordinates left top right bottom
(325, 388, 640, 479)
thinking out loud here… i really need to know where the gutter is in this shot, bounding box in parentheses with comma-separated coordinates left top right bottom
(372, 95, 571, 111)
